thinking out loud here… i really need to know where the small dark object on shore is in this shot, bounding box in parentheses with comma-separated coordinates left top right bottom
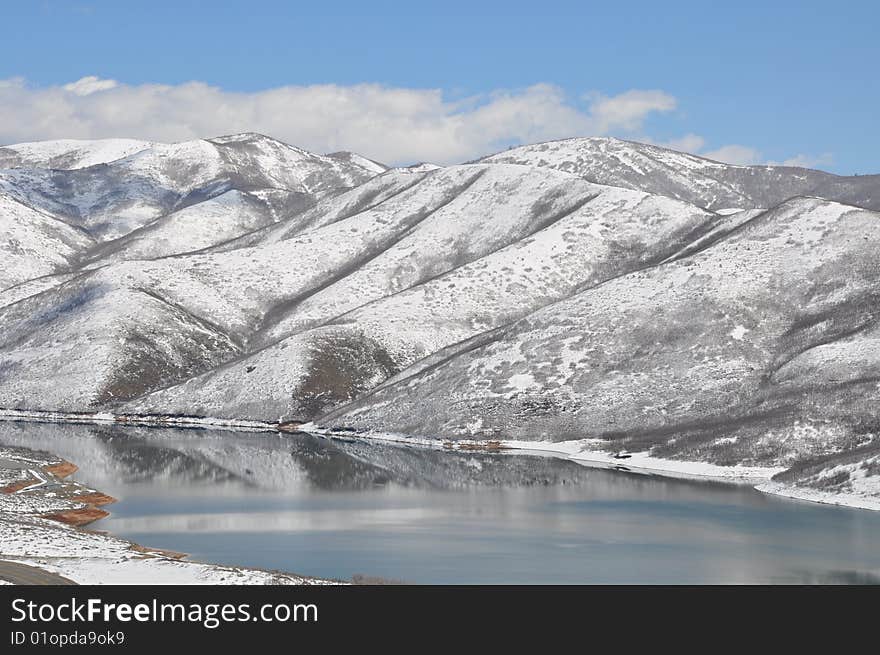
(277, 421, 304, 433)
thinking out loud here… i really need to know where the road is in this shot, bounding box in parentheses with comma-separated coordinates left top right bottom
(0, 561, 77, 585)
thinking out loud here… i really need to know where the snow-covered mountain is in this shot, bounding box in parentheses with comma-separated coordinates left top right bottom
(0, 132, 384, 243)
(0, 194, 94, 289)
(0, 138, 154, 170)
(480, 137, 880, 213)
(1, 133, 878, 507)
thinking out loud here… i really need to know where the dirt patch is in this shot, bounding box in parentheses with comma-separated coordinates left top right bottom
(41, 507, 111, 527)
(351, 574, 406, 585)
(44, 460, 78, 478)
(69, 492, 116, 507)
(1, 478, 35, 493)
(131, 544, 187, 560)
(278, 421, 305, 433)
(444, 440, 506, 452)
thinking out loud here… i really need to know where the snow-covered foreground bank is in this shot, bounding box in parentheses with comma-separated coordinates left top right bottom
(0, 444, 337, 585)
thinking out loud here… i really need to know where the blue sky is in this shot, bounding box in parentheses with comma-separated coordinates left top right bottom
(1, 0, 877, 171)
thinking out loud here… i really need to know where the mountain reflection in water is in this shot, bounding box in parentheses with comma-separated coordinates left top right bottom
(2, 421, 879, 584)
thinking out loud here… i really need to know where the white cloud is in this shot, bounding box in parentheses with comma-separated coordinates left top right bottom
(652, 135, 834, 170)
(0, 77, 678, 165)
(0, 77, 834, 169)
(767, 152, 834, 169)
(62, 75, 119, 96)
(644, 134, 762, 165)
(649, 133, 706, 153)
(0, 77, 25, 89)
(700, 144, 764, 166)
(586, 90, 677, 133)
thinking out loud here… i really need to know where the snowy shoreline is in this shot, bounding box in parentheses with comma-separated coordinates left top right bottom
(1, 407, 877, 513)
(754, 481, 880, 512)
(327, 429, 880, 512)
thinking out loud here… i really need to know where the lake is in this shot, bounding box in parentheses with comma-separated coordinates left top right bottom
(1, 420, 879, 584)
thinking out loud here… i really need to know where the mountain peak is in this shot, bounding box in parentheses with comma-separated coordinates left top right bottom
(480, 136, 878, 212)
(208, 132, 279, 145)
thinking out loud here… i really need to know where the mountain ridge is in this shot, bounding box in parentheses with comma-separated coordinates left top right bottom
(480, 136, 880, 212)
(1, 133, 878, 508)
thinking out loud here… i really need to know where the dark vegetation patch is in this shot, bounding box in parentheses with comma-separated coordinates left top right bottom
(773, 438, 880, 485)
(297, 333, 400, 417)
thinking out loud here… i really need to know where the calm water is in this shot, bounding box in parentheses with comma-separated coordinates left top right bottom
(2, 421, 880, 584)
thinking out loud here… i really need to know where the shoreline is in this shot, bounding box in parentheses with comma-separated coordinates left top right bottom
(0, 443, 338, 585)
(1, 407, 878, 513)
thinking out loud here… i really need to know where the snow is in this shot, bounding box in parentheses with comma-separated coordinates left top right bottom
(0, 408, 276, 431)
(0, 133, 382, 242)
(506, 373, 537, 393)
(7, 557, 337, 585)
(329, 151, 388, 175)
(1, 138, 154, 170)
(499, 438, 783, 481)
(398, 162, 443, 173)
(480, 137, 748, 211)
(756, 481, 880, 512)
(479, 136, 858, 213)
(0, 194, 93, 291)
(120, 166, 717, 421)
(85, 189, 278, 264)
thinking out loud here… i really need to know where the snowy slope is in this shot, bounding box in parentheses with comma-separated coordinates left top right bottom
(0, 138, 154, 170)
(0, 166, 492, 409)
(323, 197, 880, 503)
(481, 137, 880, 212)
(206, 133, 386, 194)
(0, 162, 711, 415)
(0, 133, 383, 242)
(81, 189, 302, 264)
(0, 194, 94, 291)
(123, 169, 717, 421)
(214, 168, 430, 251)
(325, 151, 388, 176)
(0, 268, 241, 411)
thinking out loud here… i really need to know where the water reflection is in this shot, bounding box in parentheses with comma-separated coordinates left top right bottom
(1, 420, 879, 584)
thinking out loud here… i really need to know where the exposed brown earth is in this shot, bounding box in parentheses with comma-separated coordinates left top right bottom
(44, 460, 78, 478)
(444, 440, 506, 451)
(0, 478, 35, 493)
(68, 491, 116, 507)
(41, 506, 111, 527)
(1, 459, 117, 526)
(131, 544, 187, 560)
(278, 420, 305, 433)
